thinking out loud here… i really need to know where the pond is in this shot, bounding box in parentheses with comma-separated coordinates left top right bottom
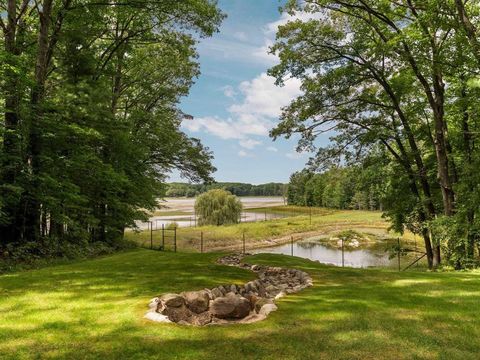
(253, 238, 399, 268)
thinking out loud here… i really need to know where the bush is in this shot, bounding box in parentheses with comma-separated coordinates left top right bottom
(195, 189, 243, 226)
(0, 237, 136, 273)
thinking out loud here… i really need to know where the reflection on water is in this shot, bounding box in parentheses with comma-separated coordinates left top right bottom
(253, 240, 394, 268)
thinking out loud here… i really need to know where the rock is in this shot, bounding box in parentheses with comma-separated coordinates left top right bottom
(210, 293, 251, 319)
(145, 253, 314, 326)
(191, 311, 212, 326)
(259, 303, 278, 316)
(148, 297, 160, 310)
(210, 297, 235, 318)
(247, 294, 259, 309)
(160, 293, 184, 308)
(265, 284, 277, 292)
(218, 285, 227, 295)
(239, 313, 266, 324)
(144, 311, 171, 323)
(162, 304, 194, 323)
(253, 298, 274, 313)
(211, 288, 223, 299)
(182, 290, 210, 314)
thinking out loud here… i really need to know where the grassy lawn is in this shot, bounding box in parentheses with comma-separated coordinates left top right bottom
(1, 249, 479, 359)
(126, 210, 391, 252)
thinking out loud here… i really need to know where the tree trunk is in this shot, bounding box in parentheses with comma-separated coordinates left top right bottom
(24, 0, 54, 242)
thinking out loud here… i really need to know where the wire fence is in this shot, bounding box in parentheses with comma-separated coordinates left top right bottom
(133, 220, 428, 270)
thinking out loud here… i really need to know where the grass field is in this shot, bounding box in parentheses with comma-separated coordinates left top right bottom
(126, 209, 402, 252)
(1, 249, 479, 359)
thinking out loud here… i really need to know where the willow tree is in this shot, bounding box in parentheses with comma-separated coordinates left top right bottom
(195, 189, 243, 226)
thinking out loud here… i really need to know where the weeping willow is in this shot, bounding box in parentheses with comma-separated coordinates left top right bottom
(195, 189, 243, 226)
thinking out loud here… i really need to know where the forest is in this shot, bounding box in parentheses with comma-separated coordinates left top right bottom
(165, 182, 286, 198)
(0, 1, 223, 259)
(286, 164, 384, 211)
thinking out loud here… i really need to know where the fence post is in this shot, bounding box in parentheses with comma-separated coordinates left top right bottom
(242, 231, 246, 254)
(150, 221, 153, 249)
(309, 207, 312, 225)
(291, 236, 294, 256)
(264, 210, 267, 221)
(342, 238, 345, 267)
(174, 227, 177, 253)
(397, 237, 401, 271)
(201, 231, 204, 253)
(161, 224, 165, 250)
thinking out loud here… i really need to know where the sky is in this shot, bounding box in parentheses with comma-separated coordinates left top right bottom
(175, 0, 320, 184)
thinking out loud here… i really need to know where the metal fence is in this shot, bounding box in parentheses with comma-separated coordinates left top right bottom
(133, 220, 428, 271)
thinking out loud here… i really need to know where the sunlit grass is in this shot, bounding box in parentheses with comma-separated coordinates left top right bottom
(1, 250, 480, 359)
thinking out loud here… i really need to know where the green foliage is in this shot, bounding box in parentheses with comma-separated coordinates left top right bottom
(287, 164, 384, 210)
(0, 0, 223, 258)
(194, 189, 243, 226)
(166, 182, 287, 197)
(269, 0, 480, 268)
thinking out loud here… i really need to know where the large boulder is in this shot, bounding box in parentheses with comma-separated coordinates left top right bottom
(182, 290, 210, 314)
(161, 304, 193, 323)
(160, 293, 184, 308)
(210, 293, 251, 319)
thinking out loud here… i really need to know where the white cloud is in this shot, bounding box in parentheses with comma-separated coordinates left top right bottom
(229, 73, 302, 120)
(238, 150, 249, 157)
(239, 138, 262, 149)
(233, 31, 248, 42)
(182, 11, 319, 153)
(182, 115, 269, 140)
(222, 85, 237, 98)
(183, 72, 302, 146)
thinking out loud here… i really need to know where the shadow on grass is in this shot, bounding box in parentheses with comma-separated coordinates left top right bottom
(1, 250, 480, 359)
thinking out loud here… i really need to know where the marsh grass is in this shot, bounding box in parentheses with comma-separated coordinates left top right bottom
(126, 210, 390, 252)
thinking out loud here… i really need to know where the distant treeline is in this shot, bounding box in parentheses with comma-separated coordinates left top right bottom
(166, 182, 287, 198)
(287, 166, 384, 211)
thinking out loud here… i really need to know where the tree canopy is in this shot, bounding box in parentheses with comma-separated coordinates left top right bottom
(0, 0, 223, 258)
(166, 182, 287, 198)
(271, 0, 480, 269)
(194, 189, 243, 226)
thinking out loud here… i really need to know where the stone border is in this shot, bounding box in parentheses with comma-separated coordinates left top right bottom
(144, 253, 313, 326)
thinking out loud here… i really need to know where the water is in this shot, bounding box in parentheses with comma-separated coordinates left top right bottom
(135, 196, 286, 230)
(136, 211, 287, 230)
(253, 240, 394, 268)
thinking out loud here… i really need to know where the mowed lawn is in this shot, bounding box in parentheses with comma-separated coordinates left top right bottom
(1, 249, 480, 359)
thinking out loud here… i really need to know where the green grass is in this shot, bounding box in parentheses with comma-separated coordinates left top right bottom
(1, 249, 480, 359)
(126, 209, 390, 252)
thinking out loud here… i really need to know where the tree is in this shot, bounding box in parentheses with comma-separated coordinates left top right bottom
(195, 189, 243, 226)
(0, 0, 224, 255)
(269, 0, 480, 267)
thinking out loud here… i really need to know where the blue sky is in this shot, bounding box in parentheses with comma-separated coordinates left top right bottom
(176, 0, 318, 184)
